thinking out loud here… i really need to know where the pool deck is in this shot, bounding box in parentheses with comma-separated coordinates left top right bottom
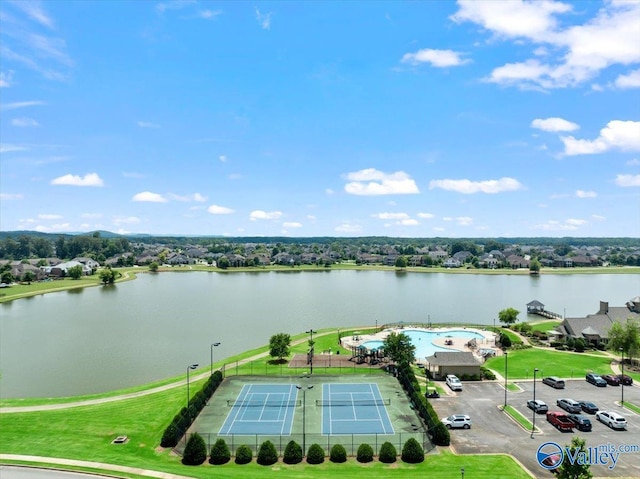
(340, 326, 499, 364)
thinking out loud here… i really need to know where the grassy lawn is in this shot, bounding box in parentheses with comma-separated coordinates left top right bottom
(622, 401, 640, 415)
(486, 347, 614, 379)
(502, 405, 535, 432)
(528, 320, 561, 333)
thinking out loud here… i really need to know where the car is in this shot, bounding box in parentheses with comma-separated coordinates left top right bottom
(586, 372, 607, 387)
(557, 398, 581, 413)
(542, 376, 565, 389)
(602, 374, 620, 386)
(596, 411, 627, 430)
(441, 414, 472, 429)
(617, 374, 633, 386)
(445, 374, 463, 391)
(567, 413, 592, 432)
(527, 399, 549, 414)
(578, 400, 599, 414)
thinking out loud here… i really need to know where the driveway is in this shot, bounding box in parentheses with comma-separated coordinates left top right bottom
(431, 379, 640, 478)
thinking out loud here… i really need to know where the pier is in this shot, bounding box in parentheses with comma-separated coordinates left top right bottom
(526, 300, 562, 319)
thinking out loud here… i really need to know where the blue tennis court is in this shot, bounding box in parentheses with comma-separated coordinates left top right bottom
(321, 383, 395, 435)
(219, 384, 299, 435)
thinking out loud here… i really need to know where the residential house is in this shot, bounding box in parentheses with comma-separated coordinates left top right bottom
(425, 351, 482, 379)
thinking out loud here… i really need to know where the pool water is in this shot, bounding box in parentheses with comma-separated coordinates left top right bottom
(361, 329, 485, 360)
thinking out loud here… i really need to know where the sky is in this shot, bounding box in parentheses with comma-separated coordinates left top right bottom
(1, 0, 639, 238)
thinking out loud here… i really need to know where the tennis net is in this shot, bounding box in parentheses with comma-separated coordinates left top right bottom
(315, 398, 391, 407)
(226, 399, 301, 408)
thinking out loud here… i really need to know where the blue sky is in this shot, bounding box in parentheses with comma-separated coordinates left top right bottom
(1, 0, 639, 238)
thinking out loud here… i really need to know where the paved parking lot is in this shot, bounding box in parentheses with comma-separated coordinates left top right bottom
(431, 379, 640, 478)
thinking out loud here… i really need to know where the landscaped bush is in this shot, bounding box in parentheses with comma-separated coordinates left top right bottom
(430, 421, 451, 446)
(378, 441, 397, 463)
(257, 440, 278, 466)
(481, 367, 496, 380)
(160, 423, 179, 448)
(283, 440, 302, 464)
(306, 443, 325, 464)
(356, 443, 374, 463)
(499, 332, 512, 348)
(209, 438, 231, 465)
(235, 444, 253, 465)
(182, 433, 207, 466)
(329, 444, 347, 463)
(401, 437, 425, 464)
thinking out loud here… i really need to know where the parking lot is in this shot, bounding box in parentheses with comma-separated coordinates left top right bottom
(431, 379, 640, 478)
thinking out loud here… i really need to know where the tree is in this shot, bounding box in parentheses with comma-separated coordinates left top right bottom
(401, 437, 424, 463)
(379, 441, 397, 463)
(383, 332, 416, 366)
(149, 261, 159, 272)
(21, 270, 36, 284)
(68, 265, 84, 280)
(529, 258, 541, 274)
(218, 256, 230, 269)
(306, 443, 325, 464)
(257, 440, 278, 466)
(557, 436, 593, 479)
(99, 267, 117, 285)
(395, 256, 408, 269)
(498, 307, 520, 326)
(329, 444, 347, 463)
(356, 443, 373, 463)
(608, 318, 640, 364)
(182, 432, 207, 465)
(283, 440, 303, 464)
(209, 438, 231, 465)
(269, 333, 291, 361)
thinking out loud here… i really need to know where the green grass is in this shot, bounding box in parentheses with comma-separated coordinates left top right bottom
(622, 401, 640, 414)
(528, 320, 561, 333)
(486, 347, 613, 379)
(502, 405, 535, 432)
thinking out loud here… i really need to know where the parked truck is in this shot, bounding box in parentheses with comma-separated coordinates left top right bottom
(546, 411, 575, 431)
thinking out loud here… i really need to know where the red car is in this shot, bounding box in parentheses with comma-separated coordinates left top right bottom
(617, 374, 633, 386)
(602, 374, 620, 386)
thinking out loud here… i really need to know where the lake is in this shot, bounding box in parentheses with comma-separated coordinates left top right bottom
(1, 270, 638, 398)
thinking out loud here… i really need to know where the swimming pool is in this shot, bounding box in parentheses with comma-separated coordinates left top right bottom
(360, 329, 485, 359)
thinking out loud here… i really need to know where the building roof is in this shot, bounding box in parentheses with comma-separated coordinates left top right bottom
(425, 351, 480, 366)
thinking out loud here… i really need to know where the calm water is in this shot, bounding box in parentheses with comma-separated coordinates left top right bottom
(1, 270, 638, 398)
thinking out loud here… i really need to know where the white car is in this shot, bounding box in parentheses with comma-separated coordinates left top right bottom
(446, 374, 463, 391)
(442, 414, 471, 429)
(596, 411, 627, 430)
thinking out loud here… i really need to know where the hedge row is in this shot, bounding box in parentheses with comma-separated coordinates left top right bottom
(396, 363, 450, 447)
(182, 438, 420, 466)
(161, 370, 224, 448)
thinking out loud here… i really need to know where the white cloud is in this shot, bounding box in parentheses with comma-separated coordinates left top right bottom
(575, 190, 597, 198)
(344, 168, 420, 196)
(456, 216, 473, 226)
(335, 222, 361, 233)
(81, 213, 102, 219)
(401, 48, 469, 67)
(372, 212, 410, 220)
(51, 172, 104, 187)
(0, 193, 23, 200)
(429, 177, 523, 194)
(531, 117, 579, 132)
(0, 101, 46, 111)
(0, 143, 28, 153)
(168, 192, 207, 202)
(156, 0, 197, 13)
(562, 120, 640, 155)
(137, 121, 160, 129)
(626, 158, 640, 166)
(207, 204, 235, 214)
(250, 210, 282, 220)
(35, 223, 71, 233)
(592, 214, 606, 221)
(112, 216, 141, 225)
(399, 218, 419, 226)
(199, 9, 222, 20)
(615, 69, 640, 89)
(615, 174, 640, 187)
(38, 214, 62, 220)
(219, 155, 227, 162)
(534, 218, 587, 231)
(417, 212, 435, 219)
(10, 1, 55, 28)
(283, 222, 302, 228)
(325, 188, 335, 195)
(132, 191, 167, 202)
(255, 8, 272, 30)
(0, 71, 14, 87)
(11, 117, 39, 127)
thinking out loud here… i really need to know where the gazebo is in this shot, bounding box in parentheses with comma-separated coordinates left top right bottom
(527, 300, 545, 314)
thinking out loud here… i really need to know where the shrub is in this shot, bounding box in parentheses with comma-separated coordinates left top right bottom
(499, 332, 512, 348)
(401, 437, 425, 464)
(329, 444, 347, 463)
(283, 440, 303, 464)
(182, 433, 207, 466)
(306, 443, 325, 464)
(378, 442, 397, 463)
(209, 438, 231, 465)
(257, 440, 278, 466)
(160, 423, 179, 448)
(235, 444, 253, 465)
(356, 443, 374, 463)
(431, 422, 451, 446)
(481, 367, 496, 380)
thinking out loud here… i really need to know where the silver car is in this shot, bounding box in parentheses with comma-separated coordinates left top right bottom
(442, 414, 472, 429)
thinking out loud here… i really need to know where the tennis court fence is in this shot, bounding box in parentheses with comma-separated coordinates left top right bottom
(221, 361, 387, 377)
(185, 431, 433, 457)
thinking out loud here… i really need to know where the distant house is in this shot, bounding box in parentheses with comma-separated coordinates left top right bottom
(555, 298, 640, 347)
(47, 260, 91, 277)
(506, 255, 529, 269)
(443, 258, 461, 268)
(425, 351, 481, 379)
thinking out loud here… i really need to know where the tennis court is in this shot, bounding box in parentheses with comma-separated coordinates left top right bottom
(320, 383, 394, 435)
(219, 384, 299, 435)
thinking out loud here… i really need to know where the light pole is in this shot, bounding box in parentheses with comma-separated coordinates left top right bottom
(306, 329, 316, 374)
(210, 342, 221, 377)
(531, 367, 539, 438)
(328, 347, 332, 367)
(186, 363, 198, 415)
(461, 467, 465, 479)
(296, 384, 313, 455)
(504, 350, 508, 408)
(620, 348, 625, 406)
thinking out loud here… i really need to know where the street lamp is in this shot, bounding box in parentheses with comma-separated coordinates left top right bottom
(186, 363, 198, 414)
(306, 329, 316, 374)
(210, 342, 221, 377)
(620, 348, 625, 406)
(531, 367, 539, 438)
(504, 350, 508, 408)
(296, 384, 314, 455)
(461, 467, 465, 479)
